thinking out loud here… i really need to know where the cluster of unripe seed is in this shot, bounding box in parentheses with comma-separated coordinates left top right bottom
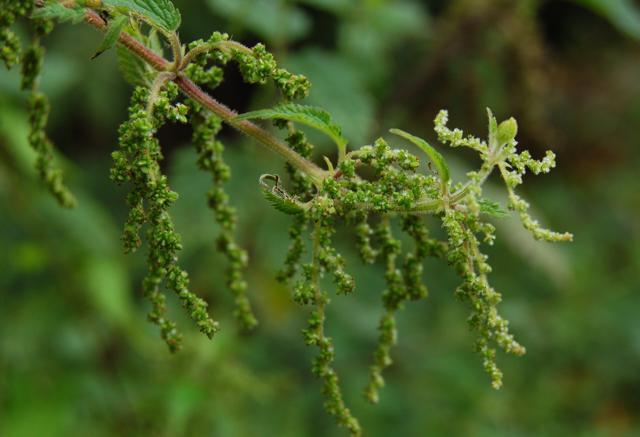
(112, 85, 218, 351)
(1, 2, 572, 436)
(2, 0, 76, 208)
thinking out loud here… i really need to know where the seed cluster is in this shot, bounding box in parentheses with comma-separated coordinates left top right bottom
(3, 4, 574, 435)
(190, 106, 258, 331)
(0, 0, 32, 69)
(432, 109, 573, 388)
(112, 85, 218, 351)
(186, 31, 310, 100)
(1, 1, 76, 207)
(265, 108, 571, 425)
(182, 30, 315, 333)
(293, 216, 360, 436)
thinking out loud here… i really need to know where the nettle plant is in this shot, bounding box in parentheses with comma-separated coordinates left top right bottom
(2, 1, 573, 434)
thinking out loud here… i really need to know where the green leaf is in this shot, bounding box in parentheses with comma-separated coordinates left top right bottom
(32, 3, 86, 24)
(259, 174, 304, 216)
(261, 189, 304, 216)
(479, 199, 509, 218)
(389, 128, 450, 187)
(116, 44, 148, 86)
(487, 109, 518, 150)
(237, 103, 348, 151)
(573, 0, 640, 39)
(92, 15, 128, 59)
(103, 0, 181, 31)
(497, 118, 518, 147)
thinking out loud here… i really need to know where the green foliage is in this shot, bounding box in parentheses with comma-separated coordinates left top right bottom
(103, 0, 181, 32)
(92, 15, 128, 58)
(116, 43, 147, 85)
(390, 128, 450, 191)
(31, 2, 86, 24)
(0, 1, 576, 435)
(24, 89, 76, 208)
(116, 28, 163, 86)
(238, 104, 348, 159)
(478, 198, 509, 218)
(233, 43, 310, 100)
(277, 127, 315, 283)
(260, 175, 305, 216)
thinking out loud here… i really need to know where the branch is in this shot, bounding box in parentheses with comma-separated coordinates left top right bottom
(80, 7, 328, 185)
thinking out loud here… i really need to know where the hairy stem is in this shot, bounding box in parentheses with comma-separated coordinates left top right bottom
(174, 74, 326, 184)
(79, 6, 327, 185)
(55, 4, 471, 209)
(168, 31, 183, 71)
(146, 72, 176, 113)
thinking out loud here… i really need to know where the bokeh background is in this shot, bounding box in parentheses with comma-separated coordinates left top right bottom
(1, 0, 639, 435)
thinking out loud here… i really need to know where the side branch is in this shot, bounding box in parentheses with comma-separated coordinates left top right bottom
(174, 75, 327, 184)
(81, 8, 327, 184)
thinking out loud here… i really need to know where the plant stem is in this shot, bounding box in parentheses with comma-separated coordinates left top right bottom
(52, 4, 457, 208)
(146, 72, 175, 114)
(168, 31, 183, 71)
(80, 7, 327, 185)
(174, 74, 327, 184)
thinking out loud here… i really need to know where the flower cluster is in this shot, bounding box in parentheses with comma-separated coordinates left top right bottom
(0, 0, 32, 69)
(262, 108, 572, 423)
(182, 29, 316, 332)
(1, 1, 76, 207)
(185, 31, 310, 100)
(190, 105, 258, 332)
(6, 3, 574, 435)
(434, 109, 573, 243)
(432, 109, 572, 387)
(331, 139, 430, 214)
(111, 84, 218, 351)
(292, 211, 360, 436)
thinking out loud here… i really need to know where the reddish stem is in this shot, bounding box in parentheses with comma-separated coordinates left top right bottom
(81, 8, 326, 183)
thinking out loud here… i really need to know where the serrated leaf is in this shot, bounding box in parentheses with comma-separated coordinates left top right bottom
(479, 199, 509, 218)
(390, 128, 450, 189)
(262, 189, 304, 216)
(117, 44, 147, 86)
(237, 103, 348, 150)
(103, 0, 181, 31)
(32, 3, 86, 24)
(92, 15, 128, 59)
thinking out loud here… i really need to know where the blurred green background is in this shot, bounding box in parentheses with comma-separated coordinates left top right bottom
(1, 0, 639, 435)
